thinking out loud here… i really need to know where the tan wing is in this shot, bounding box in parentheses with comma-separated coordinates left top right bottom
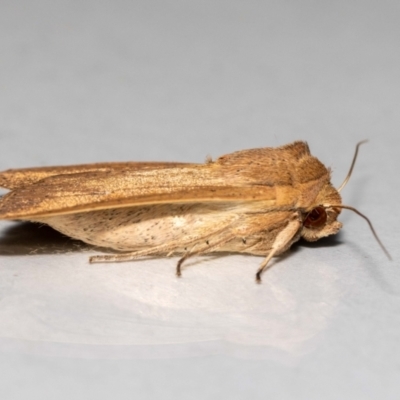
(0, 161, 193, 190)
(0, 141, 324, 219)
(0, 165, 279, 219)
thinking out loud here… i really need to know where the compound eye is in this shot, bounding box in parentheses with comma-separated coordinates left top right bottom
(303, 206, 327, 229)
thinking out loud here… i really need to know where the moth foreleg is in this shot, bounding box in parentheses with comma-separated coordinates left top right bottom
(255, 216, 301, 283)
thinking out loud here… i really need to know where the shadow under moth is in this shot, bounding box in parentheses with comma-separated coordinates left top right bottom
(0, 141, 389, 282)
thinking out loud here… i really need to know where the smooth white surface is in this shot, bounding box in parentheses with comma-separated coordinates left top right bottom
(1, 1, 400, 399)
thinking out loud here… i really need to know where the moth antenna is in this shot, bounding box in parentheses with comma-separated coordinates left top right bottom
(327, 204, 392, 260)
(337, 140, 368, 193)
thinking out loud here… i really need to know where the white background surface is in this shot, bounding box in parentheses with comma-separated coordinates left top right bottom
(0, 1, 399, 399)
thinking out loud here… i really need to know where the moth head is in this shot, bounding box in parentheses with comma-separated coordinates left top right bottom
(301, 183, 342, 242)
(300, 141, 391, 261)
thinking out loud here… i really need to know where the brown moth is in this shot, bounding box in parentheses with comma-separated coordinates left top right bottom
(0, 141, 389, 282)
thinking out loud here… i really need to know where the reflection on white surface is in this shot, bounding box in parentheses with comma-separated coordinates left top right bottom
(0, 234, 345, 360)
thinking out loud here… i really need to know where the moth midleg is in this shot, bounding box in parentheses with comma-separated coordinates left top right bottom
(255, 215, 301, 283)
(176, 234, 237, 277)
(89, 244, 176, 263)
(89, 221, 237, 264)
(89, 236, 198, 263)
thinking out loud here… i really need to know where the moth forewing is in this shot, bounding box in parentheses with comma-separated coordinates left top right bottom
(0, 141, 352, 281)
(0, 167, 280, 220)
(0, 161, 195, 190)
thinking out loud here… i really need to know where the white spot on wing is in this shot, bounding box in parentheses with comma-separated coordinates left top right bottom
(172, 216, 188, 227)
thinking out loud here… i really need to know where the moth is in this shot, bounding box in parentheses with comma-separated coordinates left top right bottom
(0, 141, 389, 282)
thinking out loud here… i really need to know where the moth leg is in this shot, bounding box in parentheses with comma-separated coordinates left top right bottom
(176, 244, 198, 277)
(89, 226, 236, 264)
(89, 242, 183, 263)
(90, 222, 237, 264)
(255, 217, 301, 283)
(176, 234, 236, 277)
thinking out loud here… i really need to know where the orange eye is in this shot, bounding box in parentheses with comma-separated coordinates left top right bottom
(303, 206, 327, 229)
